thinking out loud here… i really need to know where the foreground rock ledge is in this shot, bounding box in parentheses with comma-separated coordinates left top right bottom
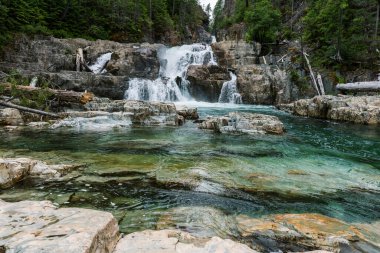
(199, 112, 285, 135)
(0, 200, 119, 253)
(278, 95, 380, 124)
(0, 200, 259, 253)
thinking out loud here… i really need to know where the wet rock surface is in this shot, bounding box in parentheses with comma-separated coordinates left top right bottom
(199, 112, 285, 135)
(0, 158, 82, 189)
(0, 200, 119, 253)
(186, 65, 230, 102)
(278, 95, 380, 124)
(114, 229, 257, 253)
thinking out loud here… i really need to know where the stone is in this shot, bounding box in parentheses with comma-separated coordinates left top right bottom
(113, 229, 258, 253)
(0, 108, 24, 126)
(29, 161, 82, 178)
(0, 158, 34, 189)
(156, 206, 237, 238)
(0, 200, 119, 253)
(236, 213, 380, 253)
(186, 65, 230, 102)
(278, 95, 380, 124)
(211, 40, 261, 68)
(199, 112, 285, 135)
(176, 104, 199, 120)
(0, 158, 82, 189)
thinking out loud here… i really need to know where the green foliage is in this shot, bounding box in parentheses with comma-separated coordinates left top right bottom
(289, 69, 310, 92)
(303, 0, 378, 67)
(244, 0, 281, 43)
(0, 0, 207, 47)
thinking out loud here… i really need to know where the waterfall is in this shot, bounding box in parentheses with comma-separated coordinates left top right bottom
(89, 52, 112, 74)
(218, 72, 242, 104)
(124, 43, 217, 102)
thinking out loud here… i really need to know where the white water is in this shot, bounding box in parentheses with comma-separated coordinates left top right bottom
(29, 77, 38, 88)
(89, 52, 113, 74)
(218, 72, 242, 104)
(124, 44, 217, 102)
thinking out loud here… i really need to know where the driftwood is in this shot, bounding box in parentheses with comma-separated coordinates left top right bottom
(336, 82, 380, 92)
(0, 100, 60, 118)
(303, 52, 321, 95)
(76, 48, 92, 72)
(0, 84, 94, 104)
(317, 73, 325, 95)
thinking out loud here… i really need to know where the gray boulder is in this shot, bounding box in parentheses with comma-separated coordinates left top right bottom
(199, 112, 285, 135)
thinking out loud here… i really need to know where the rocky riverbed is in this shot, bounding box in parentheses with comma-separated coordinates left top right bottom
(1, 200, 379, 253)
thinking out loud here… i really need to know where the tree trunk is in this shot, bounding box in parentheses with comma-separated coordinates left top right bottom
(303, 52, 321, 95)
(336, 82, 380, 92)
(0, 84, 94, 104)
(0, 100, 60, 118)
(375, 1, 379, 39)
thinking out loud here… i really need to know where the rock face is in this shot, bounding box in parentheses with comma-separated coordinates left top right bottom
(0, 109, 24, 126)
(186, 65, 230, 102)
(0, 158, 82, 189)
(52, 99, 198, 128)
(211, 40, 261, 68)
(236, 65, 305, 105)
(210, 40, 313, 105)
(0, 36, 163, 99)
(278, 95, 380, 124)
(199, 112, 285, 135)
(113, 229, 257, 253)
(0, 200, 119, 253)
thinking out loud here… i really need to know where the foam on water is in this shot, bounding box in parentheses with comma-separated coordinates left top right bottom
(89, 52, 113, 74)
(218, 72, 242, 104)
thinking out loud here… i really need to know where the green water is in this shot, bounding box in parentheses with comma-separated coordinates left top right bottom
(0, 103, 379, 236)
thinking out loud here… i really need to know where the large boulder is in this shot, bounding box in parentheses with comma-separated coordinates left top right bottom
(0, 108, 24, 126)
(199, 112, 285, 135)
(113, 229, 257, 253)
(0, 200, 119, 253)
(186, 65, 230, 102)
(278, 95, 380, 124)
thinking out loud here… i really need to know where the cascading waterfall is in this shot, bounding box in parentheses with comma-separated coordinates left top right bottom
(124, 44, 217, 102)
(218, 72, 242, 104)
(89, 52, 113, 74)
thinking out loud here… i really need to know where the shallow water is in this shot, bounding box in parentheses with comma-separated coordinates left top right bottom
(0, 103, 379, 236)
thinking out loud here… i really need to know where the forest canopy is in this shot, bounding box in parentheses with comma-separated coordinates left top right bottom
(0, 0, 207, 46)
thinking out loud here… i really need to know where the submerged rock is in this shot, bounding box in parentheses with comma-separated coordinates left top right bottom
(114, 229, 257, 253)
(278, 95, 380, 124)
(199, 112, 285, 135)
(0, 158, 82, 189)
(176, 104, 199, 120)
(0, 200, 119, 253)
(236, 213, 380, 253)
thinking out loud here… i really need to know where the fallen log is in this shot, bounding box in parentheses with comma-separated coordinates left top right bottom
(336, 81, 380, 92)
(0, 100, 60, 118)
(0, 83, 94, 104)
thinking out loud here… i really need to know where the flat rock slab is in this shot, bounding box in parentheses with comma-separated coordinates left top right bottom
(113, 229, 258, 253)
(0, 200, 119, 253)
(199, 112, 284, 135)
(0, 158, 83, 189)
